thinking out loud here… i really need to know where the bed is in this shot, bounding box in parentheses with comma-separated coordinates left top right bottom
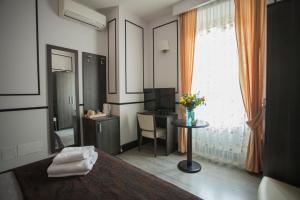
(2, 150, 201, 200)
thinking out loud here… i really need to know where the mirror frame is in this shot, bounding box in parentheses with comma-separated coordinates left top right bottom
(47, 44, 80, 153)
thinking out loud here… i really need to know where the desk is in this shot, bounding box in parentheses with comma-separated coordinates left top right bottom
(173, 119, 209, 173)
(137, 112, 178, 155)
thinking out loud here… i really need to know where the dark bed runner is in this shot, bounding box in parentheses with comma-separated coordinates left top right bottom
(14, 150, 202, 200)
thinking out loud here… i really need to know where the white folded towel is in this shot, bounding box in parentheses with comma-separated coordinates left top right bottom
(48, 171, 90, 178)
(90, 151, 98, 165)
(47, 151, 98, 177)
(62, 146, 95, 153)
(53, 150, 90, 164)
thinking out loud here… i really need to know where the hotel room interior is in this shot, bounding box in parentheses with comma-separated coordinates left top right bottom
(0, 0, 299, 199)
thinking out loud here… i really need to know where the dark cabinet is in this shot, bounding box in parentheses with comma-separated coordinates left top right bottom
(83, 116, 120, 155)
(264, 0, 300, 187)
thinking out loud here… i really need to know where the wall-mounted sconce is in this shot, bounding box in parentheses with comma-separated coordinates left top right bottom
(159, 40, 170, 53)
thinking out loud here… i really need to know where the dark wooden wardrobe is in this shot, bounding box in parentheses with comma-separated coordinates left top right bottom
(82, 52, 106, 111)
(82, 52, 120, 155)
(264, 0, 300, 187)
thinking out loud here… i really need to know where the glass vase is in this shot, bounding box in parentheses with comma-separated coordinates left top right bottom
(186, 109, 195, 126)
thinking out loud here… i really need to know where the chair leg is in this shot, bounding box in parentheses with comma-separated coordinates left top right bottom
(139, 136, 143, 152)
(154, 138, 157, 157)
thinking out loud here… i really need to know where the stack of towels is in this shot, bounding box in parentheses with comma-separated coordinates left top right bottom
(47, 146, 98, 177)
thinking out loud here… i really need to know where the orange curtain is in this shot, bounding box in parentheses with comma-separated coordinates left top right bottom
(234, 0, 266, 173)
(178, 9, 197, 153)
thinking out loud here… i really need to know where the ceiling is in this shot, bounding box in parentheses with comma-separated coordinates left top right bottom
(74, 0, 182, 21)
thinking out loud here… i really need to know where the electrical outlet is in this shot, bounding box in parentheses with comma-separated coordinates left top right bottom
(1, 146, 17, 161)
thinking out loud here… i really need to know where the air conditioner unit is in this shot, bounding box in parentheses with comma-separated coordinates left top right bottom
(59, 0, 106, 31)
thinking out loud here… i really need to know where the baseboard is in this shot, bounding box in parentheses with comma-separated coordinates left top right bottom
(120, 140, 138, 153)
(120, 138, 156, 153)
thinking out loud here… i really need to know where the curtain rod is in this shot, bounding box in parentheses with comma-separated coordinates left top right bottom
(172, 0, 217, 16)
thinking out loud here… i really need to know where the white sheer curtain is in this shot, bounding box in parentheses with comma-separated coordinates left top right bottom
(192, 0, 249, 168)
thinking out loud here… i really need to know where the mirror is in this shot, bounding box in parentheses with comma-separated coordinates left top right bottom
(47, 45, 80, 152)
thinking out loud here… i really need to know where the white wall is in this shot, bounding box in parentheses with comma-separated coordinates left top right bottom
(153, 20, 179, 92)
(40, 0, 107, 105)
(148, 15, 181, 100)
(106, 9, 181, 146)
(105, 7, 120, 104)
(147, 15, 182, 121)
(0, 110, 48, 171)
(119, 104, 144, 145)
(103, 6, 149, 145)
(125, 21, 144, 93)
(0, 0, 107, 172)
(105, 6, 151, 145)
(0, 1, 38, 95)
(108, 20, 117, 94)
(118, 7, 148, 103)
(0, 1, 182, 171)
(117, 7, 148, 145)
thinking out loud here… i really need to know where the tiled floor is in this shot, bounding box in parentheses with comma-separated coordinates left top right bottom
(117, 143, 261, 200)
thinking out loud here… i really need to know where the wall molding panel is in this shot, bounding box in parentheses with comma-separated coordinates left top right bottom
(0, 0, 40, 96)
(153, 20, 179, 93)
(108, 18, 117, 94)
(125, 19, 144, 94)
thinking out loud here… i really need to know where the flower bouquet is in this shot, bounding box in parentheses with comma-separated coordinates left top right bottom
(179, 93, 206, 125)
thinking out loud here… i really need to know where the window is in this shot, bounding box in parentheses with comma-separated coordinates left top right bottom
(192, 0, 249, 167)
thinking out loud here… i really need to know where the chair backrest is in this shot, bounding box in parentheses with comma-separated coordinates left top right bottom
(137, 113, 155, 132)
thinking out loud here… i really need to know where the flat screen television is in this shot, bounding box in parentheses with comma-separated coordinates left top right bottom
(144, 88, 175, 113)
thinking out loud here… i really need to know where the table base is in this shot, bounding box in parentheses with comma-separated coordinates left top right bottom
(177, 160, 201, 173)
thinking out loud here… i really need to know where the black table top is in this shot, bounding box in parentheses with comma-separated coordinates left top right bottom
(173, 119, 209, 128)
(139, 111, 178, 117)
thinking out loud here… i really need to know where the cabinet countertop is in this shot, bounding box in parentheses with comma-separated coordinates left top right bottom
(83, 115, 119, 122)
